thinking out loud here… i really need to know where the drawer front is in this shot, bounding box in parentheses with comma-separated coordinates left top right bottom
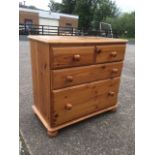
(52, 62, 123, 89)
(51, 46, 94, 69)
(52, 77, 120, 126)
(96, 44, 126, 63)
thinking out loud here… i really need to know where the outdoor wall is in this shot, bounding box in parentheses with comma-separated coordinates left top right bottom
(19, 11, 39, 25)
(39, 18, 59, 26)
(59, 16, 78, 27)
(39, 18, 59, 34)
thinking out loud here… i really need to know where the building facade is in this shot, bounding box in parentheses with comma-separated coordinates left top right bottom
(19, 7, 79, 28)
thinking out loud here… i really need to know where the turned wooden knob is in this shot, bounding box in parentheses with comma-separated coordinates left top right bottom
(66, 75, 73, 82)
(65, 103, 72, 110)
(110, 51, 117, 57)
(108, 91, 115, 96)
(96, 49, 101, 54)
(73, 54, 80, 61)
(112, 68, 118, 73)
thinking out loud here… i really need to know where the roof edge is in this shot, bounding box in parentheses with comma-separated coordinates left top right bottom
(19, 7, 79, 19)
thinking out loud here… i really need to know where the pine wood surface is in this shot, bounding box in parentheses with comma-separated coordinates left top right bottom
(29, 36, 127, 136)
(96, 44, 126, 63)
(30, 41, 51, 126)
(32, 104, 118, 136)
(52, 62, 123, 89)
(51, 46, 94, 69)
(52, 77, 120, 126)
(28, 36, 128, 44)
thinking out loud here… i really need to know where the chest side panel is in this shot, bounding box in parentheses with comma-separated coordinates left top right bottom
(30, 41, 51, 126)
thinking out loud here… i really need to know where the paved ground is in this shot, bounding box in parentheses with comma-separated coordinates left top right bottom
(19, 40, 135, 155)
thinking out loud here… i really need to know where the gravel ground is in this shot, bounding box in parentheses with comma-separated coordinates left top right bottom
(19, 39, 135, 155)
(20, 135, 30, 155)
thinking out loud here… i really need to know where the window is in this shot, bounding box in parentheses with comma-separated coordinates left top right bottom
(25, 19, 33, 31)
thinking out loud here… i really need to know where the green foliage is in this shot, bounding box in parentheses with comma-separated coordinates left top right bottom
(48, 0, 119, 29)
(28, 5, 37, 9)
(48, 0, 76, 13)
(61, 0, 76, 13)
(74, 0, 96, 29)
(92, 0, 119, 29)
(105, 12, 135, 38)
(48, 0, 62, 12)
(48, 0, 135, 37)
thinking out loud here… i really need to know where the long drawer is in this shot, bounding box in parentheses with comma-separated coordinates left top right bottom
(52, 62, 123, 89)
(52, 77, 120, 126)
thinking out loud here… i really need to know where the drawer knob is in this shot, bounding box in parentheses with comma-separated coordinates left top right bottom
(112, 68, 118, 73)
(66, 75, 73, 82)
(73, 54, 80, 61)
(108, 91, 115, 96)
(96, 49, 101, 54)
(65, 103, 72, 110)
(110, 51, 117, 57)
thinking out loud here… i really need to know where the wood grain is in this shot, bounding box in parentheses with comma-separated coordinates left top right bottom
(96, 44, 126, 63)
(51, 46, 94, 69)
(30, 40, 51, 126)
(52, 77, 120, 126)
(29, 36, 127, 136)
(32, 104, 118, 134)
(28, 36, 128, 44)
(52, 62, 123, 89)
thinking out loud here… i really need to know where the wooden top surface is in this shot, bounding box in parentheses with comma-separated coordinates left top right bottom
(28, 36, 128, 44)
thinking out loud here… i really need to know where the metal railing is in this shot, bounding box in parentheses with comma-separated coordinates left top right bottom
(19, 24, 80, 36)
(19, 24, 121, 38)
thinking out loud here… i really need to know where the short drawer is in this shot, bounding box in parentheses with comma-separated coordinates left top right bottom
(52, 62, 123, 89)
(52, 77, 120, 126)
(51, 46, 94, 69)
(96, 44, 126, 63)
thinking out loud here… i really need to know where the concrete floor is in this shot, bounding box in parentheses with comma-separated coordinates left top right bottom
(19, 40, 135, 155)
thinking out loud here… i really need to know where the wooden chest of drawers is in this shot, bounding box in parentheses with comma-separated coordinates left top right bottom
(28, 36, 127, 137)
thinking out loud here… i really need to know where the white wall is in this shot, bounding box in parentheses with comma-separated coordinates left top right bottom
(39, 18, 59, 26)
(39, 18, 59, 34)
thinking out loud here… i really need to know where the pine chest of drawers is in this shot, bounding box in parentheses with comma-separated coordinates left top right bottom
(28, 36, 127, 137)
